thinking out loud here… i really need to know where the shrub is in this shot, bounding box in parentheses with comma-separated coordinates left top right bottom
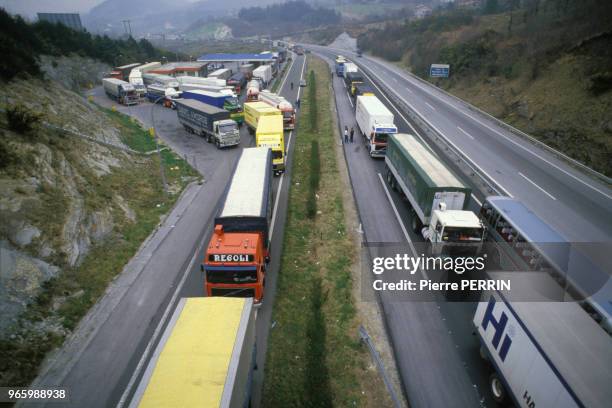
(587, 72, 612, 96)
(306, 141, 320, 218)
(6, 104, 43, 136)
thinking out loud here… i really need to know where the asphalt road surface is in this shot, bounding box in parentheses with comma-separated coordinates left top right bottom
(26, 53, 306, 408)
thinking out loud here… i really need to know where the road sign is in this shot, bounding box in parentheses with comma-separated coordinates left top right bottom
(430, 64, 450, 78)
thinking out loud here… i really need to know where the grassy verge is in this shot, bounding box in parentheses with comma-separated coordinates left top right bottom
(262, 56, 390, 406)
(0, 109, 198, 387)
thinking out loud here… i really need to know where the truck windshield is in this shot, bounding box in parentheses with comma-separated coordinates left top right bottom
(442, 227, 483, 242)
(272, 150, 283, 160)
(226, 97, 239, 106)
(219, 123, 236, 134)
(374, 133, 390, 144)
(206, 267, 257, 284)
(283, 111, 293, 119)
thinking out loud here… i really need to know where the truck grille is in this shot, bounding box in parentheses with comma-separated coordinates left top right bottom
(211, 288, 255, 298)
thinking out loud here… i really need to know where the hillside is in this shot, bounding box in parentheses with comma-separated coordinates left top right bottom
(358, 0, 612, 176)
(0, 71, 197, 387)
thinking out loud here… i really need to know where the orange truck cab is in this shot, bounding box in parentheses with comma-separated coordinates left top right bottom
(202, 147, 273, 304)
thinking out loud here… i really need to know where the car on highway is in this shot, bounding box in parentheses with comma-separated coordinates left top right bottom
(299, 79, 306, 87)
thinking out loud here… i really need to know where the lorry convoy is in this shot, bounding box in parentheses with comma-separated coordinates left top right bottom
(202, 147, 273, 304)
(355, 95, 397, 157)
(175, 99, 240, 148)
(385, 134, 484, 252)
(102, 78, 138, 106)
(129, 297, 256, 408)
(258, 90, 295, 129)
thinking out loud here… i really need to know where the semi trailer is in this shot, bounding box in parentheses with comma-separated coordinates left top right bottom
(344, 71, 364, 95)
(244, 102, 281, 135)
(175, 99, 240, 148)
(246, 80, 261, 102)
(208, 68, 232, 81)
(385, 134, 483, 253)
(102, 78, 138, 105)
(227, 72, 246, 94)
(128, 297, 256, 408)
(258, 90, 295, 129)
(176, 75, 226, 88)
(182, 90, 244, 125)
(256, 114, 285, 175)
(252, 65, 272, 86)
(355, 94, 397, 157)
(142, 73, 179, 90)
(335, 56, 347, 76)
(202, 147, 273, 304)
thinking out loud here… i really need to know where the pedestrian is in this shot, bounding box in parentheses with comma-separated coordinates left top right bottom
(291, 82, 294, 90)
(344, 126, 348, 144)
(350, 127, 354, 143)
(296, 98, 300, 109)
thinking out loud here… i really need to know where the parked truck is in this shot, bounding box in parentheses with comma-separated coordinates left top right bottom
(183, 90, 244, 125)
(252, 65, 272, 87)
(258, 90, 295, 130)
(246, 80, 261, 102)
(142, 73, 179, 90)
(114, 63, 140, 82)
(227, 72, 246, 94)
(256, 114, 285, 175)
(343, 62, 358, 75)
(335, 56, 347, 76)
(103, 78, 138, 105)
(176, 75, 226, 88)
(385, 134, 483, 254)
(128, 69, 146, 98)
(344, 71, 364, 95)
(202, 147, 273, 304)
(208, 68, 232, 81)
(244, 101, 281, 135)
(474, 283, 612, 407)
(239, 64, 255, 80)
(129, 297, 256, 408)
(145, 84, 182, 108)
(355, 95, 397, 157)
(352, 83, 375, 100)
(175, 99, 240, 148)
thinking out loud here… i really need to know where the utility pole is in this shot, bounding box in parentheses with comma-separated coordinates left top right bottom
(122, 19, 132, 37)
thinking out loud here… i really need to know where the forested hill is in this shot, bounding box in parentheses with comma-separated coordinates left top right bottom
(358, 0, 612, 176)
(0, 8, 176, 82)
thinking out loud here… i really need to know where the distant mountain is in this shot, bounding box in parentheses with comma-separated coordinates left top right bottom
(82, 0, 275, 36)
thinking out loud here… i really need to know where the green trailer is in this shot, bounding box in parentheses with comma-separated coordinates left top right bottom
(385, 134, 476, 234)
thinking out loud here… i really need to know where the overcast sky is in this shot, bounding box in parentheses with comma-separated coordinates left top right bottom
(0, 0, 105, 18)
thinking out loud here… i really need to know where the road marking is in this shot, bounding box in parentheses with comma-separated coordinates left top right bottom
(278, 51, 296, 92)
(518, 172, 557, 200)
(425, 102, 436, 111)
(377, 173, 427, 280)
(457, 126, 474, 140)
(117, 226, 201, 407)
(270, 55, 307, 237)
(472, 195, 483, 206)
(358, 66, 513, 198)
(365, 57, 612, 200)
(346, 91, 354, 107)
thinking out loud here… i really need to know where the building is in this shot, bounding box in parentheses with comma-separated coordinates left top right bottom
(456, 0, 483, 8)
(37, 13, 83, 31)
(414, 5, 433, 19)
(148, 62, 209, 77)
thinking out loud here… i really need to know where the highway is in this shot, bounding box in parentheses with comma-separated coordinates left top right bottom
(307, 42, 612, 407)
(309, 45, 612, 244)
(26, 53, 306, 408)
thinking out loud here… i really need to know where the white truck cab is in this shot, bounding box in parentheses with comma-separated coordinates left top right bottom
(423, 204, 484, 255)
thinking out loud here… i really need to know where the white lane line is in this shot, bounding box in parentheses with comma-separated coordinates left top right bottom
(425, 102, 436, 111)
(457, 126, 474, 140)
(359, 67, 513, 198)
(405, 87, 414, 94)
(366, 57, 612, 200)
(518, 172, 557, 200)
(472, 195, 482, 207)
(117, 230, 200, 407)
(278, 51, 296, 92)
(377, 173, 427, 280)
(270, 55, 306, 237)
(347, 91, 354, 107)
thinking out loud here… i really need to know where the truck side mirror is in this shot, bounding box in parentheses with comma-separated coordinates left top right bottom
(200, 264, 204, 272)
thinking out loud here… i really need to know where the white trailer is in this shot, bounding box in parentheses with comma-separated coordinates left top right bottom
(136, 62, 161, 73)
(208, 68, 232, 81)
(474, 274, 612, 408)
(355, 95, 397, 157)
(258, 90, 295, 129)
(102, 78, 138, 105)
(142, 73, 179, 89)
(343, 62, 358, 74)
(176, 75, 226, 88)
(179, 83, 236, 97)
(128, 69, 146, 97)
(252, 65, 272, 86)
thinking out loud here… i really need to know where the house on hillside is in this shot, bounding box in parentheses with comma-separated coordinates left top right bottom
(414, 4, 433, 19)
(456, 0, 483, 8)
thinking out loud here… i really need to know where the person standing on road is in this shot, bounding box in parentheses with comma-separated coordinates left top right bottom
(291, 82, 294, 90)
(344, 126, 349, 144)
(350, 127, 354, 143)
(296, 98, 300, 109)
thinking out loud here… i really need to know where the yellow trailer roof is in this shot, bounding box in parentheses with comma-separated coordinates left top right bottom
(245, 101, 280, 115)
(135, 297, 249, 408)
(257, 115, 283, 135)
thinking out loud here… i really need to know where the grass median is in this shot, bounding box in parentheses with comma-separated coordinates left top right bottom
(263, 56, 391, 407)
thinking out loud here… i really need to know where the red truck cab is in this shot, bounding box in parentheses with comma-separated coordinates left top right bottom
(203, 226, 267, 304)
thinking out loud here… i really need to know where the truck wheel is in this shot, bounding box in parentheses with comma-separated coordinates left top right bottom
(489, 372, 506, 404)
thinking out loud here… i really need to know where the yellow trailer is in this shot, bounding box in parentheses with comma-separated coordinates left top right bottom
(256, 114, 285, 175)
(129, 297, 256, 408)
(244, 101, 281, 134)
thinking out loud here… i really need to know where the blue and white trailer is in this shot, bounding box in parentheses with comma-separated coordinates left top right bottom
(474, 273, 612, 408)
